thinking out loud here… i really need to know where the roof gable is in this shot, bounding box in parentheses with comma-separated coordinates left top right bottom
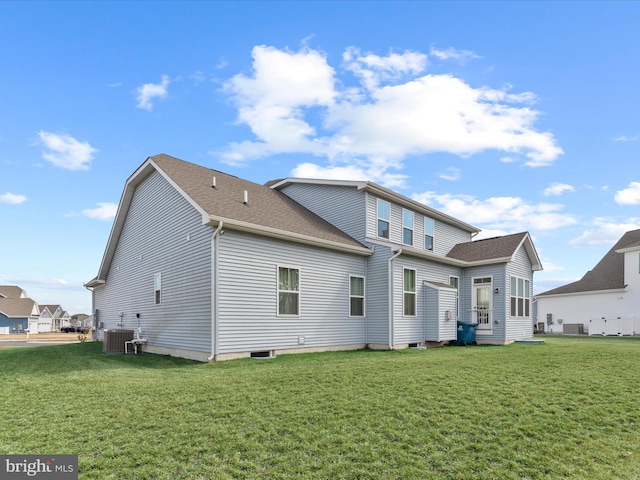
(0, 298, 38, 318)
(0, 285, 27, 299)
(446, 232, 542, 270)
(90, 154, 372, 284)
(537, 228, 640, 297)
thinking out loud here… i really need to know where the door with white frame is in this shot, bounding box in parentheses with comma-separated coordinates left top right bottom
(472, 277, 492, 331)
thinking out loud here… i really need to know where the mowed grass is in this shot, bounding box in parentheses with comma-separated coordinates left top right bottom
(1, 336, 640, 479)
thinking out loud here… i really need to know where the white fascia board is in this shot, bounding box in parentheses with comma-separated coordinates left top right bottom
(423, 280, 457, 291)
(374, 239, 513, 267)
(534, 287, 627, 299)
(269, 178, 368, 190)
(205, 215, 373, 256)
(616, 245, 640, 254)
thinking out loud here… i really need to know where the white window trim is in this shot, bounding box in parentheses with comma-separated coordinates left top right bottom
(403, 268, 417, 317)
(402, 209, 414, 246)
(377, 198, 391, 239)
(349, 275, 366, 318)
(449, 275, 459, 319)
(154, 273, 162, 305)
(424, 217, 435, 251)
(277, 265, 301, 317)
(510, 275, 530, 318)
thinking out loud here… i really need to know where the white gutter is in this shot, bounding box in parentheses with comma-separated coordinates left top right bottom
(207, 221, 224, 361)
(204, 215, 372, 257)
(388, 248, 403, 350)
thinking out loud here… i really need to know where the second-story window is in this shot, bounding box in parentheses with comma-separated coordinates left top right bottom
(377, 199, 390, 239)
(403, 210, 414, 246)
(424, 217, 434, 251)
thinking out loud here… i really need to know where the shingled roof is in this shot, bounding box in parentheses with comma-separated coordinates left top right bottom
(0, 286, 27, 299)
(446, 232, 542, 270)
(88, 154, 372, 286)
(536, 228, 640, 296)
(151, 154, 366, 249)
(0, 298, 37, 318)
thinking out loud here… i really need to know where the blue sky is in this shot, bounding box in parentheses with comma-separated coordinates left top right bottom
(1, 1, 639, 314)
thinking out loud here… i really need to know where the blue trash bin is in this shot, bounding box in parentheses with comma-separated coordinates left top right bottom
(455, 321, 478, 346)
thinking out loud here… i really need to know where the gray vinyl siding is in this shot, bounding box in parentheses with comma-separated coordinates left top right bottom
(506, 246, 534, 340)
(392, 255, 463, 345)
(278, 184, 367, 242)
(365, 194, 471, 255)
(94, 170, 212, 354)
(364, 242, 393, 345)
(423, 284, 456, 342)
(216, 230, 367, 354)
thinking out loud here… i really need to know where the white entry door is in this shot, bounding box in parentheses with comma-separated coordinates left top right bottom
(473, 277, 492, 331)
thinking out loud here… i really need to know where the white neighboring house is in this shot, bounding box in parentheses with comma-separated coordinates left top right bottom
(535, 229, 640, 335)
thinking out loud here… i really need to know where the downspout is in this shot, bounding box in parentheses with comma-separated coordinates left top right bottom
(207, 221, 224, 361)
(388, 248, 403, 350)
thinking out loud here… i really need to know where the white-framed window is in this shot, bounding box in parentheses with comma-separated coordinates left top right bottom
(349, 276, 365, 317)
(403, 268, 416, 316)
(510, 276, 530, 317)
(402, 209, 414, 246)
(154, 273, 162, 305)
(377, 199, 390, 239)
(424, 217, 434, 251)
(278, 266, 300, 316)
(449, 275, 459, 319)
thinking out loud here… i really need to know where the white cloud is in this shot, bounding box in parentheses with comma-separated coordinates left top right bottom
(38, 131, 98, 171)
(0, 192, 27, 204)
(612, 134, 639, 142)
(437, 167, 461, 181)
(219, 45, 563, 185)
(429, 45, 481, 64)
(615, 182, 640, 205)
(82, 202, 118, 220)
(291, 162, 408, 188)
(412, 191, 578, 233)
(343, 47, 428, 91)
(569, 218, 640, 246)
(136, 74, 170, 110)
(544, 182, 575, 197)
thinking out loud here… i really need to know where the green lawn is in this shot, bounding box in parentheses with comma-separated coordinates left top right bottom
(1, 336, 640, 479)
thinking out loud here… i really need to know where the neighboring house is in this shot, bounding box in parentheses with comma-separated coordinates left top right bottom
(37, 305, 70, 332)
(0, 298, 39, 334)
(535, 229, 640, 335)
(86, 154, 542, 362)
(0, 286, 28, 299)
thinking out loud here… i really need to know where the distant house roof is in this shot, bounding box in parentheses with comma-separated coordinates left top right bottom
(88, 154, 373, 286)
(0, 298, 38, 318)
(0, 286, 27, 299)
(536, 228, 640, 297)
(447, 232, 543, 271)
(40, 305, 63, 316)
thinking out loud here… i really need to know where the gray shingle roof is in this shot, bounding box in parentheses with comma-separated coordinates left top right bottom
(536, 228, 640, 296)
(151, 154, 366, 249)
(447, 232, 529, 262)
(0, 286, 26, 299)
(0, 298, 37, 317)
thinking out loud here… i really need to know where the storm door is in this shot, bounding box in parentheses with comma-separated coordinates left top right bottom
(472, 277, 492, 331)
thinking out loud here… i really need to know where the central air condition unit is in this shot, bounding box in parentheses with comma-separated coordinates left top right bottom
(103, 329, 134, 353)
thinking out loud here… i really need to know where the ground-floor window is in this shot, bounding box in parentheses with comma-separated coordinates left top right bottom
(349, 276, 365, 317)
(510, 276, 530, 317)
(403, 268, 416, 316)
(278, 266, 300, 316)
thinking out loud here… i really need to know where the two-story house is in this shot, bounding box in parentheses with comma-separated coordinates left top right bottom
(86, 154, 542, 361)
